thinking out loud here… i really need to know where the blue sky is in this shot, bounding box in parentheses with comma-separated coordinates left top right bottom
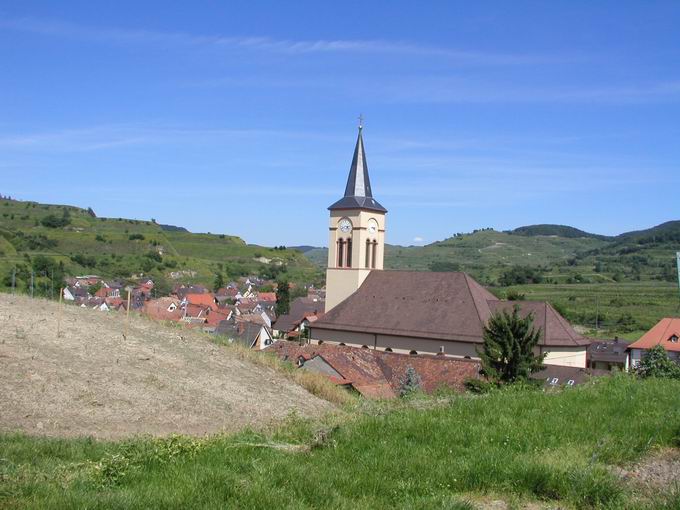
(1, 1, 679, 246)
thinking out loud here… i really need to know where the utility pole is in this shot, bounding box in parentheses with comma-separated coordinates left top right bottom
(11, 267, 15, 294)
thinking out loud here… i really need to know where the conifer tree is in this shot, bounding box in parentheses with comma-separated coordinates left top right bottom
(275, 279, 290, 316)
(478, 306, 545, 384)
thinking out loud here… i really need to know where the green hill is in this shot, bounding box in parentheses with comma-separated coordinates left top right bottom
(510, 223, 611, 240)
(0, 198, 321, 294)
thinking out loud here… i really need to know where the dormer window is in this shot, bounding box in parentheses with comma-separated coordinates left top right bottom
(670, 334, 679, 343)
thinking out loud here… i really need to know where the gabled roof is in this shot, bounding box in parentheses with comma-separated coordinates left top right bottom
(313, 271, 589, 347)
(628, 318, 680, 352)
(216, 320, 264, 348)
(328, 127, 387, 213)
(266, 342, 480, 399)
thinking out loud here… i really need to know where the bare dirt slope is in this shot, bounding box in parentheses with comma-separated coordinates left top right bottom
(0, 294, 332, 438)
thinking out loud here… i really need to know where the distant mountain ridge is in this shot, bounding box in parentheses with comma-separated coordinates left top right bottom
(509, 224, 612, 241)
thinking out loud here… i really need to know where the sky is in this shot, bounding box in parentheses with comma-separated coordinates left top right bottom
(1, 1, 679, 247)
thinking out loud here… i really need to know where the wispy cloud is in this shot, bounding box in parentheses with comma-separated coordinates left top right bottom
(377, 76, 680, 104)
(0, 17, 568, 65)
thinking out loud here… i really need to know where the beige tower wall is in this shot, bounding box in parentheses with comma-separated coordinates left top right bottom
(325, 209, 386, 313)
(325, 268, 372, 312)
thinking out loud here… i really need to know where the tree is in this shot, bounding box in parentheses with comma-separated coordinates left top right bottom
(478, 306, 545, 384)
(213, 272, 225, 292)
(635, 346, 680, 379)
(275, 279, 290, 316)
(399, 366, 422, 396)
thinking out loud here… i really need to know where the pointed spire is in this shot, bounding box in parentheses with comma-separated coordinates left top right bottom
(329, 124, 387, 213)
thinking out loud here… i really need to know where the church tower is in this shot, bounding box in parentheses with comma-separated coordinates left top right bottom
(325, 123, 387, 312)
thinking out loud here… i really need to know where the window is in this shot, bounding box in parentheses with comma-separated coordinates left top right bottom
(409, 350, 418, 355)
(365, 239, 371, 268)
(346, 238, 352, 267)
(371, 240, 377, 268)
(550, 378, 559, 385)
(566, 380, 575, 386)
(384, 347, 393, 352)
(361, 345, 369, 349)
(670, 335, 679, 343)
(337, 239, 344, 267)
(338, 342, 346, 346)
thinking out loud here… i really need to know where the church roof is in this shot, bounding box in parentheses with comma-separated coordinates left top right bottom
(328, 127, 387, 213)
(312, 271, 590, 348)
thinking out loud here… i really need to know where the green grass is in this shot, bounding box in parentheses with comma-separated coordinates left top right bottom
(2, 376, 679, 509)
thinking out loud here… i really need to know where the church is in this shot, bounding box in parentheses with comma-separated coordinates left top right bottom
(309, 125, 589, 369)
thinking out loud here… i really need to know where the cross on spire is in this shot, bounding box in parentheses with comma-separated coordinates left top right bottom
(358, 114, 364, 129)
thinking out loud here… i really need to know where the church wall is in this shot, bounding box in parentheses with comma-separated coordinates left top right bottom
(311, 328, 587, 368)
(540, 346, 587, 368)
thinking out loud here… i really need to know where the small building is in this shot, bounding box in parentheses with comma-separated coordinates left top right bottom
(587, 338, 629, 371)
(627, 318, 680, 369)
(266, 342, 481, 399)
(216, 320, 274, 350)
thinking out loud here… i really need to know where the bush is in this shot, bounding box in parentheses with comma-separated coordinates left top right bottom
(129, 233, 145, 241)
(464, 378, 496, 394)
(399, 366, 422, 396)
(636, 346, 680, 379)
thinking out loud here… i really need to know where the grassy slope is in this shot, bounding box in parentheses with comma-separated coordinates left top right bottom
(0, 199, 320, 287)
(2, 376, 679, 509)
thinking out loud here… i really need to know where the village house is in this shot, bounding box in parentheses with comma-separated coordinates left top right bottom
(272, 296, 325, 338)
(627, 317, 680, 368)
(586, 338, 629, 371)
(216, 319, 274, 350)
(308, 125, 590, 368)
(266, 342, 481, 399)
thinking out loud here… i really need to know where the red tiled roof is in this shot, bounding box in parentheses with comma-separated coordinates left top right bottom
(143, 298, 182, 322)
(185, 293, 218, 310)
(205, 309, 230, 326)
(628, 318, 680, 352)
(265, 342, 480, 399)
(258, 292, 277, 302)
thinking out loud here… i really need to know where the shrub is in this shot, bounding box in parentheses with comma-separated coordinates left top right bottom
(129, 233, 145, 241)
(399, 366, 422, 396)
(636, 346, 680, 379)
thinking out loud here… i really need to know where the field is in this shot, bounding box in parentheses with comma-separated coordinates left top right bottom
(2, 376, 680, 509)
(0, 294, 333, 439)
(500, 282, 679, 340)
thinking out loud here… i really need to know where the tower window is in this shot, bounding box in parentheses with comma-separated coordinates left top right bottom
(337, 239, 344, 268)
(346, 238, 352, 268)
(365, 239, 371, 268)
(371, 240, 378, 269)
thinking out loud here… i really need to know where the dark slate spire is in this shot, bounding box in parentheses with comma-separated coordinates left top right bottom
(328, 125, 387, 213)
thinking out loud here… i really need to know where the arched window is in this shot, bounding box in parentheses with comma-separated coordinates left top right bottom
(346, 238, 352, 268)
(317, 340, 324, 345)
(338, 342, 346, 346)
(361, 345, 369, 349)
(371, 240, 378, 268)
(365, 239, 371, 268)
(337, 239, 344, 268)
(409, 350, 418, 355)
(384, 347, 393, 352)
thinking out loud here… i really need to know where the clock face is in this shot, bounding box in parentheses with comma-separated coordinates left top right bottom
(367, 219, 378, 235)
(338, 219, 352, 233)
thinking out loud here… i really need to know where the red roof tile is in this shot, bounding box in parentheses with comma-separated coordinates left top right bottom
(628, 318, 680, 352)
